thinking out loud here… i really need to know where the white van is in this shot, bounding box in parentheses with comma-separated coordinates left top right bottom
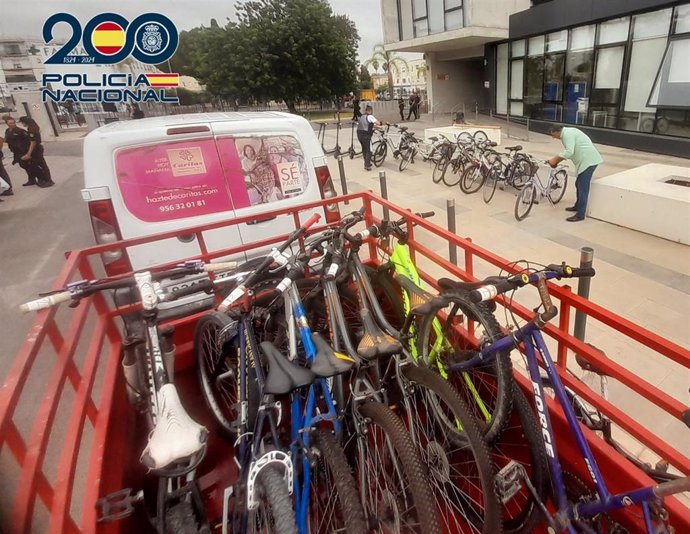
(81, 112, 339, 315)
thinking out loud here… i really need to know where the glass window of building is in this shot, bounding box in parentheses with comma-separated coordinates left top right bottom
(674, 4, 690, 34)
(528, 35, 545, 56)
(511, 59, 524, 99)
(445, 8, 463, 30)
(496, 43, 509, 115)
(648, 37, 690, 107)
(544, 53, 566, 101)
(620, 9, 671, 132)
(414, 18, 429, 37)
(589, 46, 625, 127)
(446, 0, 462, 9)
(412, 0, 427, 17)
(598, 17, 630, 44)
(564, 47, 593, 125)
(428, 2, 445, 34)
(570, 25, 595, 50)
(511, 101, 524, 117)
(546, 30, 568, 52)
(524, 55, 544, 117)
(512, 39, 525, 57)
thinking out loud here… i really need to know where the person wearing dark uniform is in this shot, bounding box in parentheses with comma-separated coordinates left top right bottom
(398, 97, 405, 121)
(3, 116, 37, 186)
(0, 133, 13, 198)
(357, 105, 381, 171)
(352, 97, 361, 121)
(19, 116, 54, 187)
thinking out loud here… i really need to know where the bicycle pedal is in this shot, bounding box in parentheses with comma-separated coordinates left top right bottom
(495, 460, 525, 504)
(96, 488, 144, 523)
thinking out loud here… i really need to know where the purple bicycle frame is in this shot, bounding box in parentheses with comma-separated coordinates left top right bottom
(450, 320, 661, 533)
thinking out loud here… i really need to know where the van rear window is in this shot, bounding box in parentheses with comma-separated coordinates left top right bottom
(216, 135, 310, 208)
(115, 139, 232, 222)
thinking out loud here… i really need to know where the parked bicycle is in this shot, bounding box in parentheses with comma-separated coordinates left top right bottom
(514, 160, 568, 221)
(482, 145, 534, 203)
(20, 260, 239, 534)
(429, 263, 690, 534)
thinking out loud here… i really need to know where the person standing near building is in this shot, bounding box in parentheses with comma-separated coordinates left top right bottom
(18, 117, 54, 187)
(0, 134, 14, 199)
(357, 105, 382, 171)
(406, 93, 416, 121)
(548, 125, 603, 222)
(413, 92, 421, 120)
(398, 96, 405, 121)
(352, 97, 361, 121)
(3, 116, 37, 186)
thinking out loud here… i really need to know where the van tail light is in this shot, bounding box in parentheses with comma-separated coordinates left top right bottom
(315, 165, 341, 224)
(88, 199, 132, 275)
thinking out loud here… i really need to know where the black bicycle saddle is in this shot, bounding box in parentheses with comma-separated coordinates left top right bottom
(261, 341, 315, 395)
(357, 309, 402, 361)
(310, 332, 356, 377)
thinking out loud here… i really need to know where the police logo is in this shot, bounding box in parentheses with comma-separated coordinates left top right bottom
(141, 24, 163, 53)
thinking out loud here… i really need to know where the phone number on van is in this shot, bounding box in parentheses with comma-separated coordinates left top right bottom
(159, 200, 208, 213)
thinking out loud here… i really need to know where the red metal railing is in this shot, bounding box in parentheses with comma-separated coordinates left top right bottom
(0, 192, 687, 534)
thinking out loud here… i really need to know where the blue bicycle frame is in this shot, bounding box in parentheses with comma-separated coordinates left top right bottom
(449, 291, 672, 533)
(288, 297, 341, 534)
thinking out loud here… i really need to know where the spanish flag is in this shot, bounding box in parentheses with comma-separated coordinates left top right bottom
(145, 73, 180, 87)
(92, 22, 126, 56)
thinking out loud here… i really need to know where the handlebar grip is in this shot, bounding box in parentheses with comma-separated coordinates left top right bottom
(416, 211, 435, 219)
(356, 225, 380, 240)
(303, 213, 321, 230)
(570, 267, 596, 278)
(468, 279, 518, 303)
(20, 291, 73, 313)
(203, 261, 238, 273)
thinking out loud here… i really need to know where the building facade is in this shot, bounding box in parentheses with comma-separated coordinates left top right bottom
(380, 0, 690, 156)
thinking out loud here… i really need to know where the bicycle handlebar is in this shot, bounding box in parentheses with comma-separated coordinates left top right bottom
(467, 264, 596, 324)
(355, 211, 435, 241)
(20, 291, 73, 313)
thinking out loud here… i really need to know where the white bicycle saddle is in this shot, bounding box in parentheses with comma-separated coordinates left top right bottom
(140, 383, 208, 472)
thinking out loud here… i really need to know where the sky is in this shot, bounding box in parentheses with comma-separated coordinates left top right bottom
(0, 0, 409, 63)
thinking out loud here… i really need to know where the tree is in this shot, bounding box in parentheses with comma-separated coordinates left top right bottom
(358, 65, 373, 90)
(175, 0, 359, 112)
(363, 44, 408, 100)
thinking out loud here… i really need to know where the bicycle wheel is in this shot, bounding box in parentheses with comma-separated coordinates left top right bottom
(432, 157, 448, 184)
(309, 430, 367, 534)
(416, 294, 514, 444)
(509, 158, 532, 190)
(482, 169, 499, 203)
(399, 365, 502, 534)
(399, 148, 412, 171)
(441, 159, 462, 187)
(357, 400, 441, 534)
(492, 385, 549, 534)
(248, 466, 298, 534)
(457, 132, 473, 144)
(372, 141, 387, 167)
(547, 170, 568, 205)
(473, 130, 489, 143)
(514, 184, 536, 221)
(461, 164, 486, 194)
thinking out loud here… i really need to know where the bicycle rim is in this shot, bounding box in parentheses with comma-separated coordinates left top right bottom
(514, 184, 535, 221)
(432, 158, 448, 184)
(547, 170, 568, 205)
(442, 160, 463, 187)
(461, 166, 485, 194)
(400, 366, 502, 534)
(483, 171, 498, 203)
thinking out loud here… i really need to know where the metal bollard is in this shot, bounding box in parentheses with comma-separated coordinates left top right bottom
(337, 155, 349, 205)
(506, 111, 511, 139)
(526, 118, 530, 142)
(447, 199, 457, 265)
(379, 170, 389, 219)
(573, 246, 594, 342)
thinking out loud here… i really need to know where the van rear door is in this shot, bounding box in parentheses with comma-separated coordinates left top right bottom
(214, 129, 322, 254)
(113, 134, 245, 267)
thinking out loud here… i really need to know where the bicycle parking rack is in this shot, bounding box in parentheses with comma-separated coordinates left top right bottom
(1, 192, 688, 534)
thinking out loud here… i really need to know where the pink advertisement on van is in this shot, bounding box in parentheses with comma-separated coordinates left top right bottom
(115, 139, 232, 222)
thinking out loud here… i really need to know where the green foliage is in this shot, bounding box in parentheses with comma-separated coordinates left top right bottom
(168, 1, 359, 112)
(363, 44, 408, 99)
(358, 64, 373, 90)
(175, 88, 212, 105)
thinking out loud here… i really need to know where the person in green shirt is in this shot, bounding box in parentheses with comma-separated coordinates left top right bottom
(548, 125, 603, 222)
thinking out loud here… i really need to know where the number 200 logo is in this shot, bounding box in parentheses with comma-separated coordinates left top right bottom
(43, 13, 178, 65)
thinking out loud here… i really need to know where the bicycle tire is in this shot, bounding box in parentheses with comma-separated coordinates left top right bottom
(473, 130, 489, 142)
(372, 141, 387, 167)
(509, 157, 532, 190)
(357, 400, 442, 534)
(416, 293, 514, 444)
(309, 430, 367, 534)
(432, 157, 448, 184)
(457, 131, 474, 144)
(514, 184, 536, 221)
(547, 170, 568, 205)
(399, 148, 411, 171)
(492, 384, 549, 534)
(442, 159, 463, 187)
(248, 466, 298, 534)
(165, 500, 208, 534)
(400, 365, 503, 534)
(461, 165, 486, 194)
(483, 169, 499, 203)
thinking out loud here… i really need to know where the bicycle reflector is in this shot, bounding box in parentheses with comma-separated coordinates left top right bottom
(314, 164, 341, 224)
(87, 199, 132, 275)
